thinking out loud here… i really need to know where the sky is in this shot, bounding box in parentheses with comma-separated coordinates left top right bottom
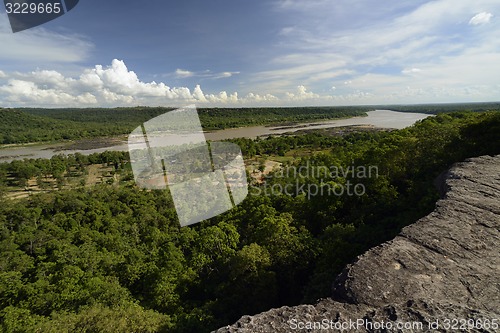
(0, 0, 499, 107)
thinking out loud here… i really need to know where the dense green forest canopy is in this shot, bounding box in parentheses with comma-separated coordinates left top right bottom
(376, 101, 500, 114)
(0, 107, 370, 145)
(0, 111, 499, 332)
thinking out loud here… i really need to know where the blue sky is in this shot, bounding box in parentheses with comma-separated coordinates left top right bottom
(0, 0, 499, 107)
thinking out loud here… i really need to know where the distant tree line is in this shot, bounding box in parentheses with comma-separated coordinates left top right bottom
(378, 101, 500, 114)
(0, 107, 370, 144)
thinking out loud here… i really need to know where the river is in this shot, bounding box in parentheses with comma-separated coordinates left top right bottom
(0, 110, 430, 163)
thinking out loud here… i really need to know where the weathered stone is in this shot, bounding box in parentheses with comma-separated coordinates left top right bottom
(213, 155, 500, 332)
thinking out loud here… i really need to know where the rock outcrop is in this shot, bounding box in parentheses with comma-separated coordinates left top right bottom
(214, 155, 500, 332)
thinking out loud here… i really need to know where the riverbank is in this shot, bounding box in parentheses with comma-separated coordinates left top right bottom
(51, 136, 128, 151)
(285, 124, 394, 137)
(0, 110, 431, 163)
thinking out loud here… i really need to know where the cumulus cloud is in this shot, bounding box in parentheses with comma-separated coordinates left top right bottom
(192, 84, 208, 102)
(28, 70, 74, 89)
(83, 60, 194, 99)
(0, 79, 97, 105)
(243, 92, 279, 102)
(0, 60, 203, 106)
(79, 70, 104, 89)
(0, 59, 271, 107)
(205, 91, 239, 104)
(469, 12, 493, 25)
(285, 85, 320, 100)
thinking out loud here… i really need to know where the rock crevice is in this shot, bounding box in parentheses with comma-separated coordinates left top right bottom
(214, 155, 500, 332)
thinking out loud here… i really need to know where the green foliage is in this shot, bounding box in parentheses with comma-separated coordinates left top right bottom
(0, 151, 130, 189)
(0, 110, 498, 332)
(0, 107, 369, 144)
(377, 101, 500, 114)
(1, 303, 170, 333)
(197, 106, 369, 129)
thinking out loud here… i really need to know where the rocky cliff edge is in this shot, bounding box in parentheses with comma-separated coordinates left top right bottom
(214, 155, 500, 332)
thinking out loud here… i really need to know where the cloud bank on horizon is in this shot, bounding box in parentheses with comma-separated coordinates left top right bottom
(0, 0, 499, 107)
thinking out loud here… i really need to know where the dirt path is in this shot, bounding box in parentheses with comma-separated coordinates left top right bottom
(85, 165, 101, 186)
(248, 160, 282, 183)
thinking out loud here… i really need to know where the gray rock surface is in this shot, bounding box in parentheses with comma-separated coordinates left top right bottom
(214, 155, 500, 332)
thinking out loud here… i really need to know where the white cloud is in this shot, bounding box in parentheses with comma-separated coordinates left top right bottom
(243, 92, 279, 102)
(99, 89, 134, 104)
(469, 12, 493, 25)
(206, 91, 239, 104)
(192, 84, 208, 102)
(285, 85, 320, 101)
(215, 71, 240, 79)
(402, 68, 422, 75)
(0, 60, 273, 107)
(172, 69, 239, 80)
(85, 60, 193, 99)
(29, 70, 74, 89)
(0, 79, 97, 106)
(0, 60, 201, 106)
(79, 70, 104, 89)
(175, 69, 194, 78)
(250, 55, 351, 95)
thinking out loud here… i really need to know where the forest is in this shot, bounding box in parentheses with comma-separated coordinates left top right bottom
(2, 103, 499, 145)
(0, 107, 370, 144)
(0, 110, 499, 332)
